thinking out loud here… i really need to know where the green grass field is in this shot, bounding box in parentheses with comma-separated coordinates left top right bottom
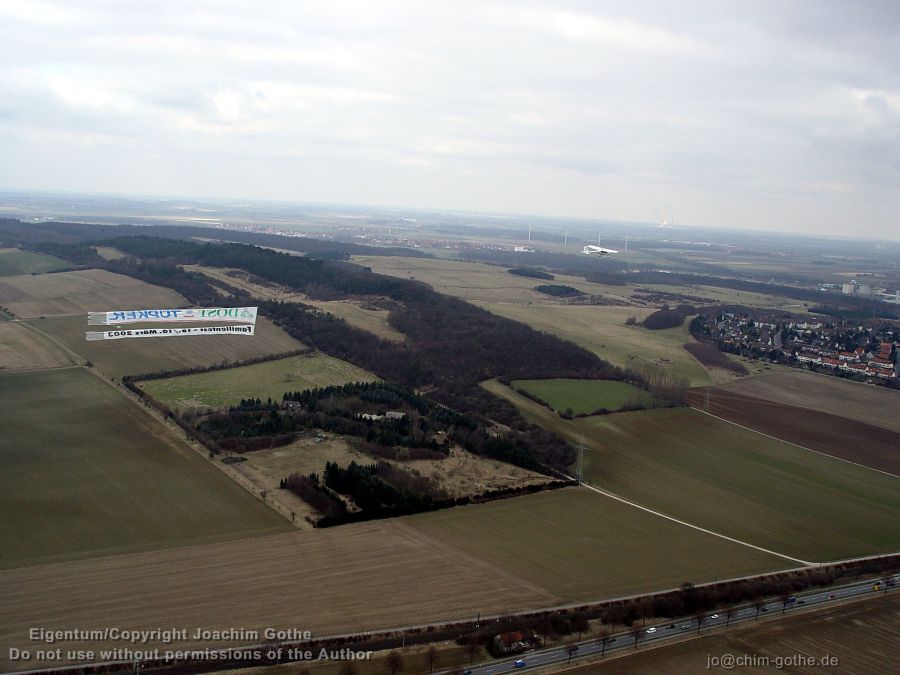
(140, 352, 378, 409)
(0, 368, 289, 569)
(408, 488, 787, 601)
(26, 315, 305, 379)
(482, 380, 900, 563)
(0, 248, 69, 276)
(511, 378, 654, 415)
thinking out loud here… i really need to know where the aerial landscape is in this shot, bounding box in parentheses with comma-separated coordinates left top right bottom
(1, 2, 898, 674)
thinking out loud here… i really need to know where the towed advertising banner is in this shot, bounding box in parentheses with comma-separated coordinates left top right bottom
(88, 307, 258, 325)
(86, 325, 255, 341)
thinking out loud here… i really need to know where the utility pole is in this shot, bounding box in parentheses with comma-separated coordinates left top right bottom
(575, 436, 585, 484)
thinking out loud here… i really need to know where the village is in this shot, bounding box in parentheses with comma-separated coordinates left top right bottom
(693, 310, 899, 383)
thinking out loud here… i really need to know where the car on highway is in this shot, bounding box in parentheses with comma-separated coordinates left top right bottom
(514, 659, 526, 668)
(681, 623, 691, 630)
(710, 614, 719, 619)
(646, 627, 656, 634)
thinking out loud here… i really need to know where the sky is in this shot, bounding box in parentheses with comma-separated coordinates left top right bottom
(1, 0, 898, 238)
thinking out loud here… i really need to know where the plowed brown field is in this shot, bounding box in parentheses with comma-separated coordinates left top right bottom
(686, 388, 900, 476)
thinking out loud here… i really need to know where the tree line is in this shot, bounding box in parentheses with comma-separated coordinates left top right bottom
(282, 461, 573, 527)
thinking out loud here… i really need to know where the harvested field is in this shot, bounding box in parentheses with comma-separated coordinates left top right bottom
(353, 256, 634, 306)
(686, 388, 900, 476)
(638, 282, 809, 310)
(476, 303, 713, 386)
(184, 265, 307, 303)
(0, 322, 74, 370)
(408, 488, 787, 601)
(0, 368, 289, 570)
(140, 352, 376, 410)
(564, 593, 900, 674)
(0, 268, 185, 317)
(304, 298, 405, 342)
(0, 519, 558, 673)
(26, 314, 304, 379)
(0, 248, 68, 276)
(512, 378, 654, 415)
(482, 380, 900, 562)
(718, 370, 900, 434)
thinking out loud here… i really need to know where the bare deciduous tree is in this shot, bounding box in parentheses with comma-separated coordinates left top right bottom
(725, 606, 738, 627)
(426, 645, 439, 673)
(386, 650, 403, 675)
(597, 629, 615, 657)
(629, 625, 645, 649)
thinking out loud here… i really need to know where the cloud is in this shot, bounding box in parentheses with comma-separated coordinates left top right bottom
(0, 0, 897, 237)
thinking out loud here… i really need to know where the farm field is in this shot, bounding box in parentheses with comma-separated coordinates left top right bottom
(189, 265, 405, 342)
(139, 352, 377, 410)
(93, 246, 126, 260)
(0, 368, 289, 570)
(638, 283, 810, 311)
(0, 268, 185, 318)
(0, 322, 74, 370)
(718, 370, 900, 435)
(511, 378, 654, 415)
(0, 248, 69, 276)
(26, 314, 304, 379)
(353, 255, 634, 305)
(481, 381, 900, 562)
(569, 594, 900, 675)
(408, 488, 787, 601)
(304, 298, 405, 342)
(0, 519, 558, 673)
(479, 303, 713, 386)
(686, 388, 900, 476)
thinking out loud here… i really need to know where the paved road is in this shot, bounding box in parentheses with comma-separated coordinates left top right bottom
(450, 575, 898, 674)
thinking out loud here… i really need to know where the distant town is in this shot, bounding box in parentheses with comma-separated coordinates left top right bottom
(693, 310, 899, 384)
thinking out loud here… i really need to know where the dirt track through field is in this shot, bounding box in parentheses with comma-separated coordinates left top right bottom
(686, 388, 900, 476)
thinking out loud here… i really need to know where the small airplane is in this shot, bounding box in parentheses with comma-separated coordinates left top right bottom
(583, 235, 627, 256)
(583, 244, 619, 256)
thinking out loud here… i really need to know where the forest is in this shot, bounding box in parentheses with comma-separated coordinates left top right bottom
(92, 235, 629, 471)
(507, 267, 554, 280)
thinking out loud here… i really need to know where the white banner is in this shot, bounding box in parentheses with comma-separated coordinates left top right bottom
(88, 307, 258, 325)
(86, 325, 256, 341)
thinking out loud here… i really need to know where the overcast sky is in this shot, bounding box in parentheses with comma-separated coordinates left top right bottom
(1, 0, 898, 238)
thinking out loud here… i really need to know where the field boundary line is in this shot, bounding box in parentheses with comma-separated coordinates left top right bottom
(691, 407, 900, 479)
(17, 320, 86, 364)
(571, 480, 812, 565)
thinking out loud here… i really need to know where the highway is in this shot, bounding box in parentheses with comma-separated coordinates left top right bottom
(449, 575, 897, 674)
